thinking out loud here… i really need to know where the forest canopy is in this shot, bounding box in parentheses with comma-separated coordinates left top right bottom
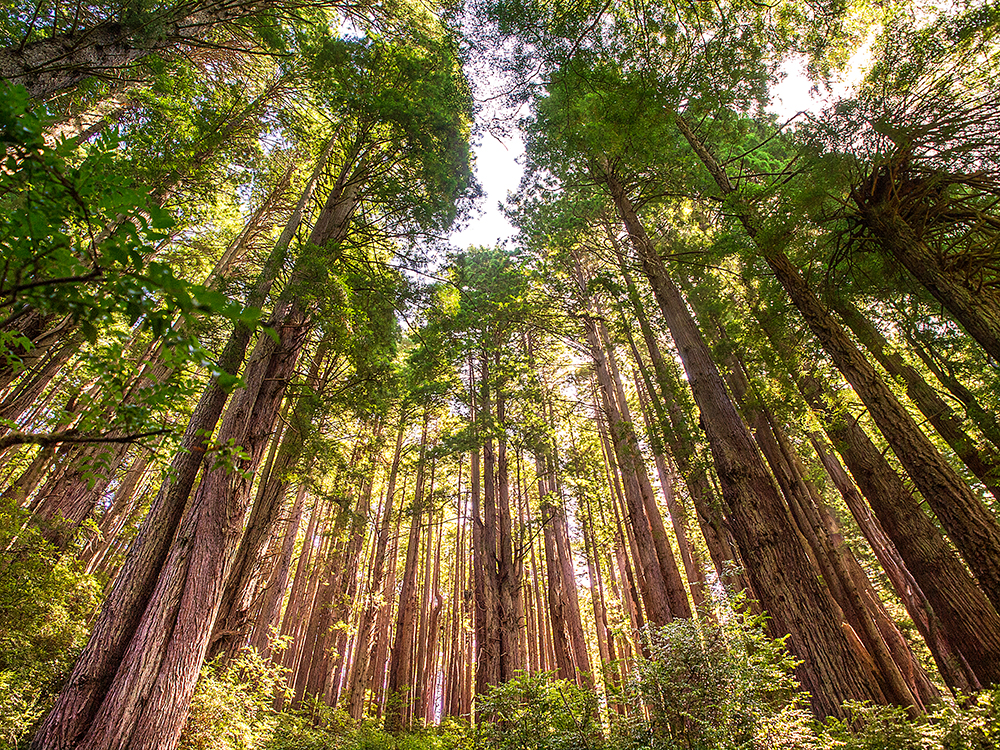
(2, 1, 1000, 749)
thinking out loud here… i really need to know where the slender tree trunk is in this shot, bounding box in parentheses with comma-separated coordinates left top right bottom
(385, 410, 431, 733)
(834, 296, 1000, 498)
(347, 416, 406, 718)
(250, 482, 307, 658)
(904, 331, 1000, 451)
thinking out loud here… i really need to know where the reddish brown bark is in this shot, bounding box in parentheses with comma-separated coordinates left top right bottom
(596, 160, 884, 718)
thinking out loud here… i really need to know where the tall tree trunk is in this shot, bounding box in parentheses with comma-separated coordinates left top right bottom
(596, 160, 884, 718)
(834, 295, 1000, 498)
(676, 114, 1000, 613)
(631, 362, 707, 610)
(347, 416, 406, 719)
(597, 318, 691, 619)
(581, 309, 674, 626)
(808, 433, 977, 694)
(32, 140, 353, 750)
(903, 330, 1000, 452)
(384, 409, 431, 733)
(250, 482, 307, 658)
(797, 372, 1000, 687)
(851, 173, 1000, 362)
(209, 340, 330, 662)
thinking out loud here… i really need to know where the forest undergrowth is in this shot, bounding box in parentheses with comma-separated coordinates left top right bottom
(2, 513, 997, 750)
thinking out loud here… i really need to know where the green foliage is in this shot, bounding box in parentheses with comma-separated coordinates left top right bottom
(0, 495, 100, 749)
(474, 672, 601, 750)
(619, 597, 812, 750)
(179, 649, 290, 750)
(0, 82, 258, 368)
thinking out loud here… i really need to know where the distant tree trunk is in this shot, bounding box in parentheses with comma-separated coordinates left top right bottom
(384, 410, 431, 733)
(373, 508, 404, 718)
(422, 518, 444, 725)
(473, 354, 502, 702)
(444, 462, 466, 718)
(81, 450, 152, 572)
(539, 457, 576, 682)
(594, 397, 645, 639)
(347, 416, 406, 719)
(0, 329, 83, 425)
(495, 379, 522, 681)
(596, 159, 884, 718)
(903, 331, 1000, 452)
(582, 494, 621, 709)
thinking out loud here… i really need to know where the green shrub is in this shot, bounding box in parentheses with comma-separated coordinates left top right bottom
(820, 702, 931, 750)
(623, 597, 815, 750)
(474, 672, 601, 750)
(0, 497, 100, 749)
(179, 648, 290, 750)
(933, 689, 1000, 750)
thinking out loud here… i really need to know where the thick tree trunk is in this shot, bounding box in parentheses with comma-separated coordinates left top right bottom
(581, 311, 674, 625)
(1, 2, 281, 100)
(597, 318, 691, 619)
(31, 138, 352, 750)
(854, 183, 1000, 363)
(209, 341, 330, 662)
(808, 433, 976, 694)
(598, 162, 884, 718)
(676, 114, 1000, 613)
(798, 373, 1000, 687)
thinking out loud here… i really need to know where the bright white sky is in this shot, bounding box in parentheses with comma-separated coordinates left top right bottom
(449, 47, 872, 251)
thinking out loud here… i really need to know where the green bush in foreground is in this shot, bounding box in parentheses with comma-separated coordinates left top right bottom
(0, 498, 99, 750)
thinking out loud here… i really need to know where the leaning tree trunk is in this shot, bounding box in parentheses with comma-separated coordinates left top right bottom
(675, 114, 1000, 614)
(31, 139, 356, 750)
(852, 173, 1000, 363)
(797, 372, 1000, 688)
(833, 295, 1000, 499)
(597, 160, 884, 719)
(0, 2, 282, 100)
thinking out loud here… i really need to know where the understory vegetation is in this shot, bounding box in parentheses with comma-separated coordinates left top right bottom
(2, 529, 998, 750)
